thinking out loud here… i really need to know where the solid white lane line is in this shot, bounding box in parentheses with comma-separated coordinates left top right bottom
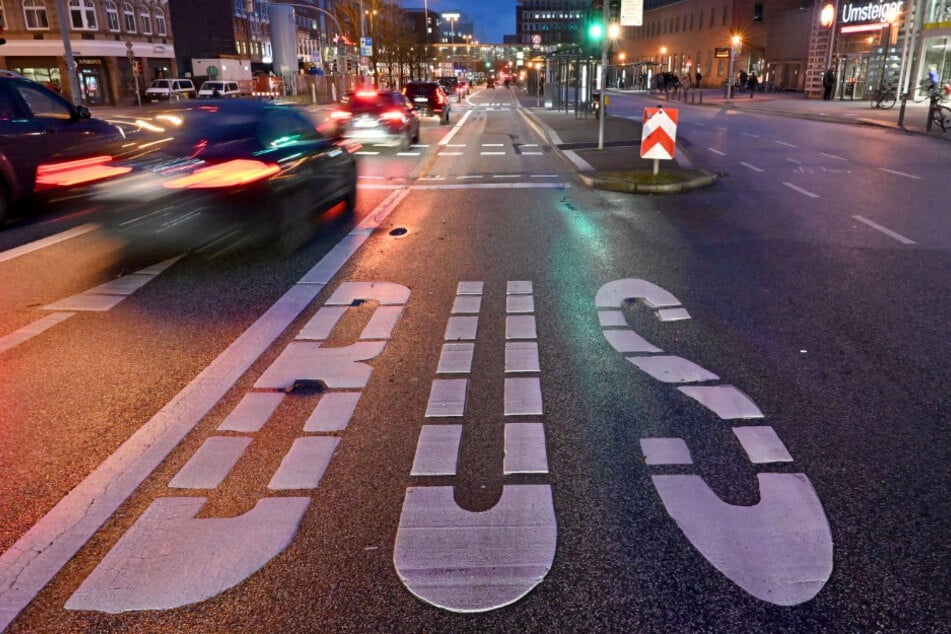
(480, 152, 506, 156)
(708, 148, 726, 156)
(878, 167, 921, 180)
(782, 182, 820, 199)
(852, 215, 916, 244)
(0, 223, 98, 263)
(739, 162, 765, 173)
(0, 188, 411, 631)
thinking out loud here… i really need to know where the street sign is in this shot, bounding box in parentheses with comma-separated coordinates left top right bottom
(620, 0, 644, 26)
(640, 107, 678, 160)
(360, 37, 373, 56)
(532, 34, 542, 45)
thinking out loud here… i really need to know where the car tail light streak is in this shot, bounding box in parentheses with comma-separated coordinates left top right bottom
(34, 155, 133, 190)
(330, 110, 353, 121)
(380, 110, 406, 123)
(163, 159, 281, 190)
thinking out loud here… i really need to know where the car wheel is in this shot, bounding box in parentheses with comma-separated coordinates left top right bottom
(275, 188, 316, 253)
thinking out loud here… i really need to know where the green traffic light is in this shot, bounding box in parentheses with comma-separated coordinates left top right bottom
(588, 23, 603, 39)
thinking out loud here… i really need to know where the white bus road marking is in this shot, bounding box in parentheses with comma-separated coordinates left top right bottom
(396, 281, 555, 613)
(597, 278, 832, 606)
(168, 437, 251, 489)
(877, 167, 921, 180)
(852, 215, 916, 244)
(0, 190, 410, 627)
(782, 182, 820, 199)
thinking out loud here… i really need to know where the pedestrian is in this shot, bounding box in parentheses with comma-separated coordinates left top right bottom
(747, 73, 758, 98)
(822, 68, 835, 101)
(739, 70, 748, 94)
(695, 70, 702, 88)
(927, 65, 940, 93)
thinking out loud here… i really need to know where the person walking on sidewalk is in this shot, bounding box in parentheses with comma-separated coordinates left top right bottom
(822, 68, 835, 101)
(747, 74, 758, 97)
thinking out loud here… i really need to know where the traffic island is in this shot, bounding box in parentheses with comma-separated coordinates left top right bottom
(578, 168, 717, 194)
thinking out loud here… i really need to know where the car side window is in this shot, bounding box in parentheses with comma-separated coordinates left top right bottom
(14, 82, 73, 120)
(0, 85, 19, 119)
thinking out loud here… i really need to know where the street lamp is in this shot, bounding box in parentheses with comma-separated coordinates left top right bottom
(443, 12, 460, 73)
(365, 8, 378, 86)
(726, 35, 741, 102)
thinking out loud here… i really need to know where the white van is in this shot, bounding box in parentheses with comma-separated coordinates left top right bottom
(198, 80, 241, 98)
(144, 78, 196, 102)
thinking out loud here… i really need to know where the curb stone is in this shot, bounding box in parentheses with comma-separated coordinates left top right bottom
(577, 170, 718, 194)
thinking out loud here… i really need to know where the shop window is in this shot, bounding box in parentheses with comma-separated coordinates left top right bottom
(122, 1, 136, 32)
(155, 8, 166, 36)
(105, 1, 120, 31)
(139, 5, 151, 34)
(68, 0, 97, 30)
(24, 0, 50, 30)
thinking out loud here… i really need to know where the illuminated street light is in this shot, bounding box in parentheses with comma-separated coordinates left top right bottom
(443, 12, 460, 72)
(726, 35, 741, 102)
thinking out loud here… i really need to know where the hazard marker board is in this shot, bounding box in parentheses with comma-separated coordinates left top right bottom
(640, 107, 678, 160)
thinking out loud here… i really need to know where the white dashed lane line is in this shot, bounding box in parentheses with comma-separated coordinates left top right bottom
(708, 148, 726, 156)
(852, 215, 917, 244)
(775, 140, 797, 147)
(739, 162, 765, 173)
(782, 182, 820, 198)
(878, 167, 921, 180)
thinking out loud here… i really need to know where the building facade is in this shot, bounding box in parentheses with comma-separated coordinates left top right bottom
(0, 0, 177, 105)
(516, 0, 588, 46)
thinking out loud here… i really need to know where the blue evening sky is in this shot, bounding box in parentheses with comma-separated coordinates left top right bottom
(402, 0, 516, 44)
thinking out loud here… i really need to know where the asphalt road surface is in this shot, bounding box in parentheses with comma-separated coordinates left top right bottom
(0, 87, 947, 632)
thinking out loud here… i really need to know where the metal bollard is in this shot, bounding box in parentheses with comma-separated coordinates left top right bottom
(898, 93, 908, 127)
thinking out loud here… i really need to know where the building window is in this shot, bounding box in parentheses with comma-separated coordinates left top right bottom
(139, 5, 151, 34)
(105, 0, 120, 31)
(69, 0, 97, 30)
(710, 7, 715, 28)
(155, 8, 166, 35)
(24, 0, 50, 29)
(722, 4, 728, 25)
(123, 2, 136, 32)
(753, 4, 764, 22)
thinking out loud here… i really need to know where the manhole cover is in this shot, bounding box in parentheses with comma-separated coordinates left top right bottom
(389, 227, 408, 236)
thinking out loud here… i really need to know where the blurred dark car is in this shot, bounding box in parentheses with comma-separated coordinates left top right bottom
(0, 75, 124, 226)
(331, 89, 420, 150)
(401, 82, 451, 124)
(486, 77, 496, 89)
(91, 99, 358, 252)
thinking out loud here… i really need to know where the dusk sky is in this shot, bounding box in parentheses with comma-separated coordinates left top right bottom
(402, 0, 516, 44)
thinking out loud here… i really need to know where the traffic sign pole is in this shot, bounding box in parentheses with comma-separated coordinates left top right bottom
(597, 0, 608, 150)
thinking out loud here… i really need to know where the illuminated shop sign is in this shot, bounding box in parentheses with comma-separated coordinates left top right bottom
(840, 0, 903, 25)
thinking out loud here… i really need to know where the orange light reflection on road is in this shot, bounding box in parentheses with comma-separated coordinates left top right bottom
(163, 159, 280, 189)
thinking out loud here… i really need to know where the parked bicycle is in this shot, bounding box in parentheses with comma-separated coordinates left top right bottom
(870, 84, 897, 109)
(928, 86, 951, 132)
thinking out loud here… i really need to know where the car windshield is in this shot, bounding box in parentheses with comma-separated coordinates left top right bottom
(150, 80, 170, 89)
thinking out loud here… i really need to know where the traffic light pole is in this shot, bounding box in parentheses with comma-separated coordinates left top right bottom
(597, 1, 608, 150)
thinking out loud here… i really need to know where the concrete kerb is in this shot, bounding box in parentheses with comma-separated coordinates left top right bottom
(519, 105, 717, 194)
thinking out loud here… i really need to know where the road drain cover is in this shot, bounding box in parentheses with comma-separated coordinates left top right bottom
(389, 227, 408, 236)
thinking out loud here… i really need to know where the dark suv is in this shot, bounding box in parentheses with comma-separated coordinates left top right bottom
(401, 82, 451, 124)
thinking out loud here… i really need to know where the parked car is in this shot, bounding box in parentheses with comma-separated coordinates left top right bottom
(331, 89, 420, 151)
(144, 78, 197, 102)
(401, 82, 451, 124)
(91, 99, 358, 252)
(0, 74, 125, 226)
(198, 81, 241, 98)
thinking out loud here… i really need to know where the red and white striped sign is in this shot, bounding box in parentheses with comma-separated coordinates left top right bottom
(640, 107, 678, 160)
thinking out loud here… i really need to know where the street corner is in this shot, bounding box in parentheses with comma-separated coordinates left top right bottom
(578, 169, 718, 194)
